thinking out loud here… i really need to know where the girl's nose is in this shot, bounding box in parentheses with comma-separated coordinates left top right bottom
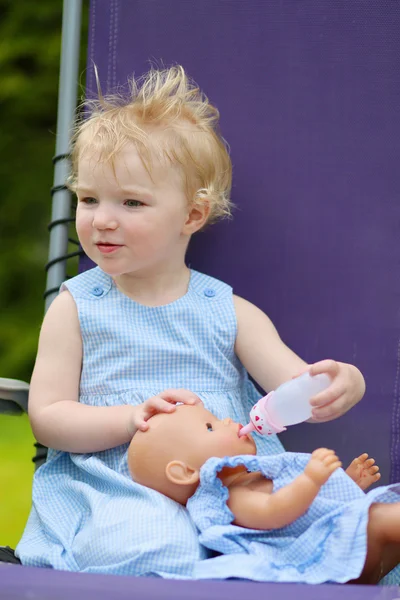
(92, 204, 119, 230)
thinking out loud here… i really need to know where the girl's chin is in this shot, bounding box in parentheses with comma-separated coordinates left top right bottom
(94, 259, 133, 277)
(96, 264, 123, 276)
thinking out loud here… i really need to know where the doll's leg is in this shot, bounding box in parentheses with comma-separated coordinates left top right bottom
(345, 454, 381, 491)
(351, 503, 400, 584)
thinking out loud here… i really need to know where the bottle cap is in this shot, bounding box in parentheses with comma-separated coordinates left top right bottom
(239, 392, 287, 437)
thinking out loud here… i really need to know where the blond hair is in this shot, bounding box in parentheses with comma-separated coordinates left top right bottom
(70, 65, 233, 227)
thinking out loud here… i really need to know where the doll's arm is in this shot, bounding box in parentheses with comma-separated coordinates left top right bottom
(227, 449, 341, 530)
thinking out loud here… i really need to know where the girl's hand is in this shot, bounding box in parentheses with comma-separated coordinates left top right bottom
(307, 359, 366, 422)
(128, 389, 202, 436)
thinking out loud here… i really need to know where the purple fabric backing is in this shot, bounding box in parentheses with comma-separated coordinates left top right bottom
(83, 0, 400, 486)
(15, 0, 399, 596)
(2, 564, 400, 600)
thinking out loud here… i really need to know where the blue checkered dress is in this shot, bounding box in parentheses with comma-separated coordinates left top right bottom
(15, 266, 283, 576)
(188, 453, 400, 584)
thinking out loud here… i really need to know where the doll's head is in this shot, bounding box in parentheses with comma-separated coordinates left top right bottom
(128, 404, 256, 505)
(70, 65, 233, 229)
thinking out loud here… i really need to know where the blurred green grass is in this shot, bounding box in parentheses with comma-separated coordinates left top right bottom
(0, 413, 35, 548)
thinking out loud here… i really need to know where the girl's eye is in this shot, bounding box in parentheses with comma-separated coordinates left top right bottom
(125, 199, 143, 207)
(81, 197, 97, 204)
(206, 422, 213, 432)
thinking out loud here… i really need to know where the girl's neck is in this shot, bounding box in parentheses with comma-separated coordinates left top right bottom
(112, 265, 191, 307)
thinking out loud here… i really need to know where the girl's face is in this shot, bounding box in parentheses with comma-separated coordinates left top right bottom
(75, 142, 192, 279)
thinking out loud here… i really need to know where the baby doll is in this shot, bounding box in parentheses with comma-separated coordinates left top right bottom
(128, 404, 400, 585)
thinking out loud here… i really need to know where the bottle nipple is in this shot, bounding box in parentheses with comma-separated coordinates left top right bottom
(238, 422, 255, 437)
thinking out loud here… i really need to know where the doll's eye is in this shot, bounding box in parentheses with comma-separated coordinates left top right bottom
(206, 422, 213, 432)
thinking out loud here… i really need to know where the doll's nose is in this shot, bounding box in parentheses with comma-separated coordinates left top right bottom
(221, 417, 233, 427)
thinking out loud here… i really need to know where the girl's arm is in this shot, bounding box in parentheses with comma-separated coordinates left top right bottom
(28, 290, 136, 453)
(29, 291, 198, 453)
(233, 295, 308, 393)
(233, 295, 365, 421)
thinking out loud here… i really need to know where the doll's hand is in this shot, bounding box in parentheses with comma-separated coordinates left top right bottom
(302, 360, 365, 422)
(128, 389, 202, 436)
(345, 453, 381, 490)
(304, 448, 342, 487)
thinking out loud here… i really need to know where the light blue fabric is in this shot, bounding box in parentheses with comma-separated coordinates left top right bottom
(187, 453, 400, 583)
(15, 266, 284, 576)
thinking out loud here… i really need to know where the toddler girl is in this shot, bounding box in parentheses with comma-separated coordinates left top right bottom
(16, 66, 365, 576)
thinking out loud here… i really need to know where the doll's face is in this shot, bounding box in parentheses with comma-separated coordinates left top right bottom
(169, 404, 257, 466)
(128, 404, 256, 501)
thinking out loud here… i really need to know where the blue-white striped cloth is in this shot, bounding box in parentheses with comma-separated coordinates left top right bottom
(15, 266, 284, 576)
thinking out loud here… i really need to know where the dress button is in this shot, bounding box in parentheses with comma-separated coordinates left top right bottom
(92, 286, 104, 297)
(204, 288, 216, 298)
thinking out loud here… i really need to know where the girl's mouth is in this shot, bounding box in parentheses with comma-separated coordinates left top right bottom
(96, 243, 123, 254)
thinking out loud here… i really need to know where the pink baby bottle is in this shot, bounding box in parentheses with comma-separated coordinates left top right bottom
(239, 372, 331, 437)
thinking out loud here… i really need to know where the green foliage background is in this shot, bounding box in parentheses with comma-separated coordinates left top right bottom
(0, 0, 88, 547)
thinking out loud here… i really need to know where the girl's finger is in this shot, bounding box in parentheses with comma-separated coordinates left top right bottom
(138, 421, 149, 432)
(309, 359, 339, 378)
(158, 389, 202, 405)
(291, 366, 310, 380)
(311, 398, 347, 421)
(132, 411, 150, 431)
(146, 397, 177, 415)
(309, 384, 346, 407)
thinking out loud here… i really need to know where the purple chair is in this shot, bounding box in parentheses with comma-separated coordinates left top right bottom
(83, 0, 400, 483)
(1, 1, 400, 598)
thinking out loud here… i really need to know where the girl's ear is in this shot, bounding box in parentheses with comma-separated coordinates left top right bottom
(165, 460, 200, 486)
(183, 199, 210, 235)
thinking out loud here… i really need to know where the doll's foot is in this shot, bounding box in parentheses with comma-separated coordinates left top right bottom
(346, 453, 381, 490)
